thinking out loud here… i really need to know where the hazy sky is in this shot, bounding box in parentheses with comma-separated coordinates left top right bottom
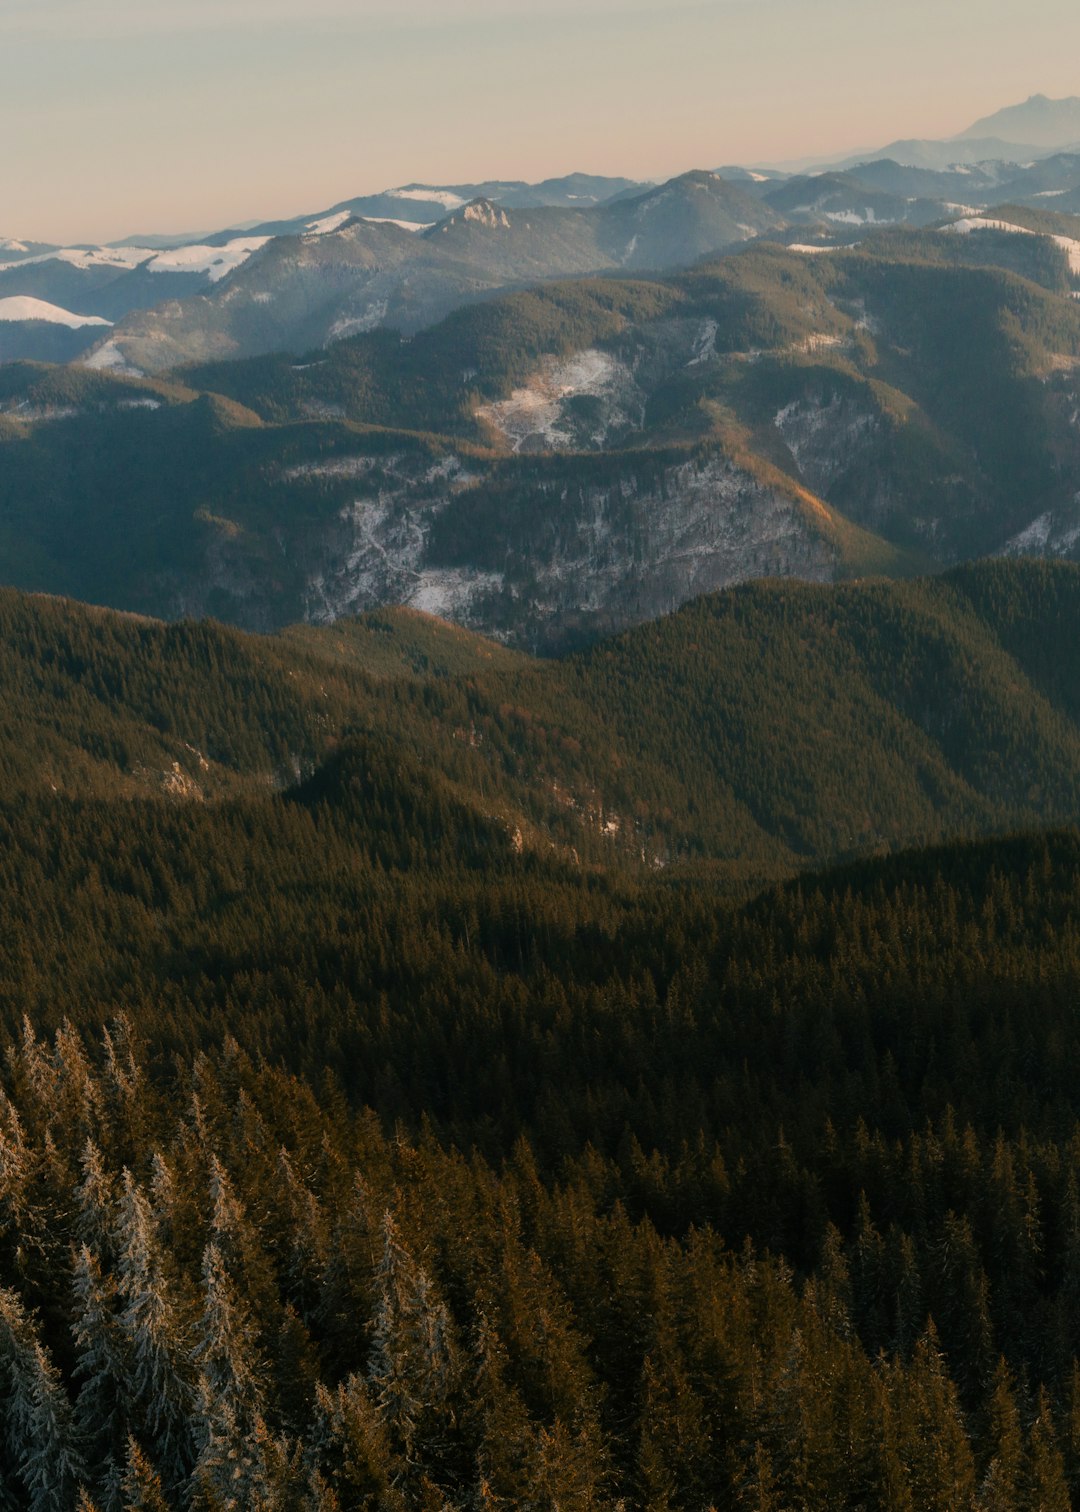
(3, 0, 1079, 244)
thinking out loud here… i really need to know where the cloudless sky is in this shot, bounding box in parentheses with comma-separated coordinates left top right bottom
(3, 0, 1079, 244)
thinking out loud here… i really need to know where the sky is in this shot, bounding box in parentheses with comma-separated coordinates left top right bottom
(2, 0, 1080, 245)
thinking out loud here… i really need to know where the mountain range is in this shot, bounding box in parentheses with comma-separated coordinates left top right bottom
(0, 97, 1080, 652)
(1, 207, 1079, 647)
(775, 92, 1080, 172)
(3, 96, 1080, 373)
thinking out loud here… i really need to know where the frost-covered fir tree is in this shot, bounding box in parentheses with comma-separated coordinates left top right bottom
(0, 1285, 86, 1509)
(72, 1245, 130, 1511)
(193, 1240, 266, 1417)
(114, 1170, 194, 1488)
(368, 1212, 459, 1462)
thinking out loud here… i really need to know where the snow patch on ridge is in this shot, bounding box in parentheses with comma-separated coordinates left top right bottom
(1, 245, 154, 272)
(386, 188, 466, 210)
(357, 217, 432, 232)
(0, 296, 112, 328)
(305, 211, 352, 236)
(942, 216, 1080, 274)
(147, 236, 270, 282)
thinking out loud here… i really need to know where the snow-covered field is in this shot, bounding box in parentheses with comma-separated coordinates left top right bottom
(823, 209, 880, 226)
(146, 236, 270, 282)
(1001, 507, 1080, 558)
(328, 298, 389, 340)
(283, 456, 386, 483)
(386, 188, 465, 210)
(688, 318, 719, 366)
(0, 296, 111, 328)
(407, 569, 504, 618)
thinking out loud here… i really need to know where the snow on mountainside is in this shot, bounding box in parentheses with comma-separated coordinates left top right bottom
(303, 211, 353, 236)
(387, 188, 467, 211)
(76, 172, 784, 374)
(1, 245, 154, 272)
(186, 445, 876, 648)
(943, 215, 1080, 275)
(143, 236, 271, 282)
(357, 217, 432, 232)
(0, 297, 112, 328)
(4, 140, 1080, 374)
(476, 350, 645, 453)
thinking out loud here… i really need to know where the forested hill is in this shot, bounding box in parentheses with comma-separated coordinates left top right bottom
(6, 731, 1080, 1501)
(7, 558, 1080, 877)
(7, 567, 1080, 1502)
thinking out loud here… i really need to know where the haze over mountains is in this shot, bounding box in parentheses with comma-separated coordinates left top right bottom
(2, 94, 1080, 651)
(2, 94, 1080, 370)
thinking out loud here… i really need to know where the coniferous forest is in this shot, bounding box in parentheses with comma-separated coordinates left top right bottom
(7, 564, 1080, 1506)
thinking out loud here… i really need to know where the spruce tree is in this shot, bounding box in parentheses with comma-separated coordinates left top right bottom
(114, 1171, 194, 1489)
(0, 1284, 86, 1509)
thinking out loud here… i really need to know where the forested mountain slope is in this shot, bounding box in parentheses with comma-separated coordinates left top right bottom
(6, 696, 1080, 1503)
(3, 230, 1080, 645)
(6, 560, 1080, 879)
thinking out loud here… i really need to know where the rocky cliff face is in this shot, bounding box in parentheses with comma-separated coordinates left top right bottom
(161, 446, 856, 650)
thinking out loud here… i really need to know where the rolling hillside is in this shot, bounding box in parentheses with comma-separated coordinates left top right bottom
(7, 560, 1080, 881)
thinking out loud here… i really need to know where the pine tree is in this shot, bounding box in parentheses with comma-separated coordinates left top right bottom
(368, 1211, 460, 1472)
(193, 1240, 265, 1418)
(313, 1374, 404, 1506)
(72, 1245, 130, 1510)
(120, 1438, 171, 1512)
(114, 1171, 194, 1488)
(76, 1141, 118, 1264)
(1028, 1388, 1071, 1512)
(189, 1379, 268, 1510)
(471, 1309, 535, 1508)
(0, 1284, 86, 1509)
(978, 1358, 1025, 1512)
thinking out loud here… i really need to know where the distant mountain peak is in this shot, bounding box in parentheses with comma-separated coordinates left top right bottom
(956, 94, 1080, 148)
(672, 169, 727, 188)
